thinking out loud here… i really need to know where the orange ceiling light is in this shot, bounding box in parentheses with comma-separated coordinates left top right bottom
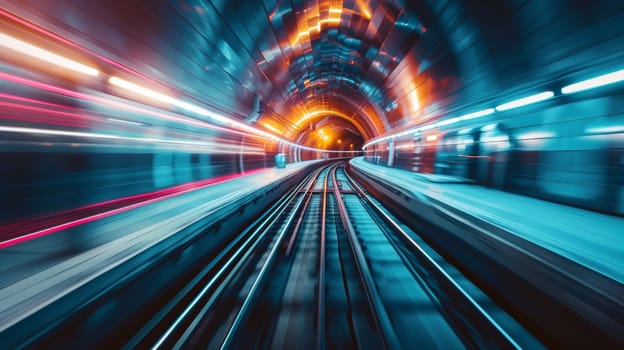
(259, 121, 282, 134)
(293, 3, 343, 45)
(289, 105, 380, 141)
(292, 109, 364, 136)
(354, 0, 372, 19)
(293, 109, 341, 127)
(408, 82, 420, 115)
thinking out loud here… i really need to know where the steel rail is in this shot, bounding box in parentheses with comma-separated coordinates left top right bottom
(142, 166, 325, 349)
(218, 164, 331, 350)
(330, 166, 402, 350)
(342, 167, 521, 350)
(284, 175, 316, 256)
(315, 163, 334, 350)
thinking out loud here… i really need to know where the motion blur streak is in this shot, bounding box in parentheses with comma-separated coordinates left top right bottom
(0, 126, 118, 140)
(0, 169, 264, 249)
(561, 68, 624, 94)
(0, 125, 265, 153)
(0, 92, 74, 110)
(494, 91, 555, 111)
(0, 32, 99, 76)
(0, 100, 103, 128)
(459, 108, 496, 121)
(108, 76, 280, 142)
(0, 71, 266, 139)
(0, 7, 173, 88)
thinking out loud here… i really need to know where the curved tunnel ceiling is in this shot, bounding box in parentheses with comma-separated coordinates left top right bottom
(3, 0, 623, 150)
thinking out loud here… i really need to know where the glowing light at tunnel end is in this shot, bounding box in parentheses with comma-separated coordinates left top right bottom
(108, 76, 339, 151)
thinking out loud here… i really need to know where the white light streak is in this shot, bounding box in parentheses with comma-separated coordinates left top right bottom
(562, 69, 624, 94)
(0, 32, 99, 76)
(495, 91, 554, 111)
(459, 108, 495, 121)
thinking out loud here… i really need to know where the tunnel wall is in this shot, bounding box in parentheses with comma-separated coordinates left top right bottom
(365, 1, 624, 215)
(367, 89, 624, 215)
(425, 0, 624, 114)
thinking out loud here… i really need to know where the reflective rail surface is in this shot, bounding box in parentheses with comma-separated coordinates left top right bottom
(127, 161, 539, 349)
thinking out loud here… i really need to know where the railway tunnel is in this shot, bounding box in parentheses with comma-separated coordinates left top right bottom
(0, 0, 623, 348)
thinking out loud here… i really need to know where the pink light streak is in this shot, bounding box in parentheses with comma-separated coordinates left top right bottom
(0, 71, 261, 139)
(0, 101, 94, 128)
(0, 8, 169, 90)
(0, 168, 266, 249)
(0, 92, 76, 110)
(0, 10, 279, 143)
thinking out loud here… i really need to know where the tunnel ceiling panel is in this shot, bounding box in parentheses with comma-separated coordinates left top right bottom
(2, 0, 460, 145)
(4, 0, 623, 148)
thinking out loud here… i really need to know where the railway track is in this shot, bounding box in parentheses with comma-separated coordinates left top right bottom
(125, 162, 538, 349)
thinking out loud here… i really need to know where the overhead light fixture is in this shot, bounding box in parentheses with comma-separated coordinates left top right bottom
(109, 76, 178, 106)
(495, 91, 554, 111)
(0, 32, 99, 76)
(561, 69, 624, 94)
(436, 117, 460, 127)
(361, 68, 624, 151)
(419, 124, 436, 131)
(584, 125, 624, 134)
(516, 131, 555, 140)
(459, 108, 495, 121)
